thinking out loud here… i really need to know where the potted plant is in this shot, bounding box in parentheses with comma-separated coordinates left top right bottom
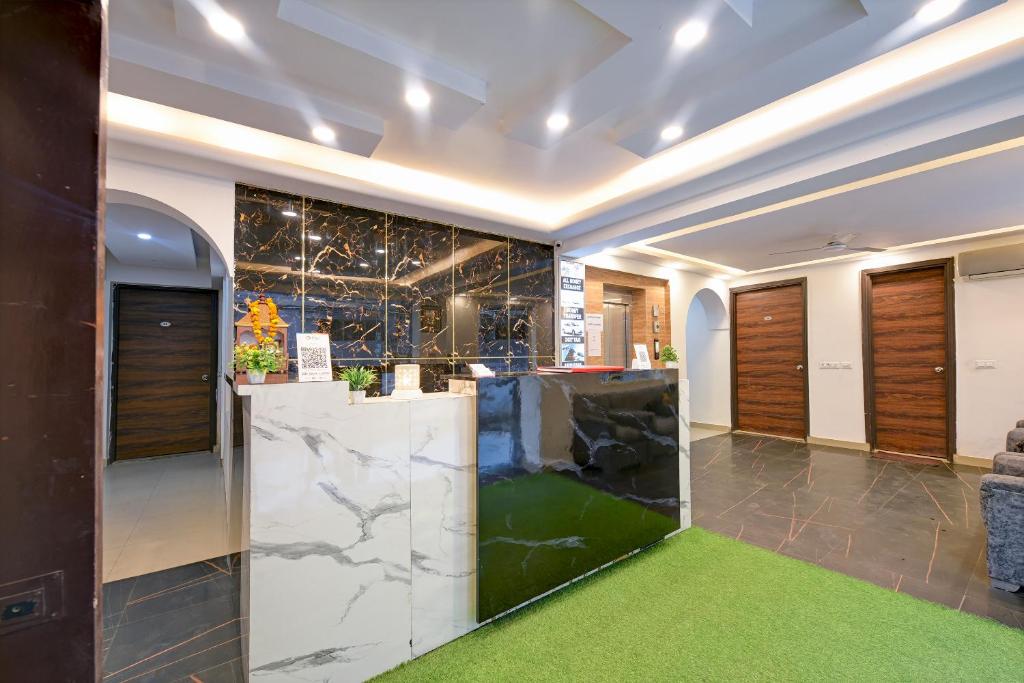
(661, 345, 679, 369)
(336, 366, 377, 404)
(234, 342, 283, 384)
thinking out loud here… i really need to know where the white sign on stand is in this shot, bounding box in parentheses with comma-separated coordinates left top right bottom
(296, 333, 333, 382)
(632, 343, 651, 370)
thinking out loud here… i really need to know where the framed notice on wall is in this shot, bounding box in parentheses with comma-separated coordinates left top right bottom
(559, 259, 586, 366)
(296, 333, 333, 382)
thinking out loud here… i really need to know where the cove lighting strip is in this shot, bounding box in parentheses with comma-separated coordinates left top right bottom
(106, 2, 1024, 231)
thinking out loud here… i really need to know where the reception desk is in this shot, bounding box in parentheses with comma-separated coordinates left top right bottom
(235, 371, 689, 681)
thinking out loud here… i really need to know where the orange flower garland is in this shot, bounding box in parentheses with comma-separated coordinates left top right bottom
(247, 296, 284, 345)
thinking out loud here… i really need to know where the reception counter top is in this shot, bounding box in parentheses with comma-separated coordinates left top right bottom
(235, 371, 689, 681)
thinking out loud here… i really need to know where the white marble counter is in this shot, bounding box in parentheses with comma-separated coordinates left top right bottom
(235, 380, 477, 681)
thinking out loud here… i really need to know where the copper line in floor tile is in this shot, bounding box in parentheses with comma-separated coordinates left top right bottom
(735, 524, 744, 540)
(958, 544, 986, 611)
(756, 512, 854, 532)
(202, 559, 231, 576)
(856, 461, 889, 505)
(943, 462, 976, 491)
(876, 466, 925, 512)
(786, 491, 798, 541)
(126, 572, 221, 607)
(752, 439, 765, 453)
(702, 445, 728, 470)
(102, 618, 241, 679)
(895, 574, 904, 592)
(791, 496, 831, 543)
(926, 520, 941, 584)
(845, 533, 852, 558)
(120, 635, 243, 683)
(961, 488, 970, 529)
(716, 484, 767, 519)
(782, 467, 808, 489)
(920, 480, 955, 526)
(806, 463, 813, 486)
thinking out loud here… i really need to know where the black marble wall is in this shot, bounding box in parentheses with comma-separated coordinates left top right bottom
(476, 370, 681, 621)
(234, 185, 555, 394)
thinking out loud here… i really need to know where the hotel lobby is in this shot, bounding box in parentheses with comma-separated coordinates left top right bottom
(3, 1, 1024, 681)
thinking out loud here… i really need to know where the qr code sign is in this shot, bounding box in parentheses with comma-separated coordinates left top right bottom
(300, 345, 329, 370)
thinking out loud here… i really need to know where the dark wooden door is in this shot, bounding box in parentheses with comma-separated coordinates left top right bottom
(112, 286, 216, 460)
(731, 280, 808, 439)
(863, 261, 954, 460)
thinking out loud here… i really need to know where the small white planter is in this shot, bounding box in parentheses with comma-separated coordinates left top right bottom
(247, 369, 267, 384)
(664, 361, 679, 369)
(350, 390, 366, 404)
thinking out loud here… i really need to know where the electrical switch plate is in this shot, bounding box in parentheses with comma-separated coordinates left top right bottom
(819, 361, 852, 369)
(975, 360, 996, 368)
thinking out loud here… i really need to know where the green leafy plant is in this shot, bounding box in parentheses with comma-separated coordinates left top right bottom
(234, 342, 283, 373)
(336, 365, 377, 392)
(660, 345, 679, 363)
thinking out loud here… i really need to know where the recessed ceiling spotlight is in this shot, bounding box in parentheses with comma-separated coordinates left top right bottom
(405, 87, 431, 110)
(293, 256, 301, 261)
(311, 125, 336, 143)
(375, 248, 386, 254)
(660, 124, 684, 141)
(546, 112, 570, 132)
(208, 11, 245, 42)
(282, 209, 298, 217)
(916, 0, 961, 22)
(410, 259, 422, 266)
(308, 234, 322, 241)
(359, 262, 370, 269)
(137, 232, 152, 240)
(674, 20, 708, 48)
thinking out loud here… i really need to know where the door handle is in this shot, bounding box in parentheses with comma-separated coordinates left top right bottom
(796, 364, 804, 371)
(934, 367, 944, 374)
(201, 374, 210, 382)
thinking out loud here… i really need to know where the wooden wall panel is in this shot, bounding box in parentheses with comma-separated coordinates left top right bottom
(583, 266, 671, 366)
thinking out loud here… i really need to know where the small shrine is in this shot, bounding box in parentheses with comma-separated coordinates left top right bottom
(235, 294, 289, 384)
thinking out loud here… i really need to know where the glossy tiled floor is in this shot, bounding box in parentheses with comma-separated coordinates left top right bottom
(102, 554, 244, 682)
(691, 431, 1024, 629)
(103, 451, 230, 581)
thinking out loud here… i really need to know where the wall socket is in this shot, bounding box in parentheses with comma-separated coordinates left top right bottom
(819, 361, 852, 369)
(975, 359, 997, 369)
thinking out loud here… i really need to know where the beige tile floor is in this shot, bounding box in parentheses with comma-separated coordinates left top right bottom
(691, 425, 731, 442)
(102, 451, 231, 582)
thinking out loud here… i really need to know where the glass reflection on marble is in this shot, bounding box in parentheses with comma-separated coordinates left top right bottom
(388, 216, 453, 359)
(509, 239, 555, 358)
(453, 228, 508, 359)
(476, 370, 680, 621)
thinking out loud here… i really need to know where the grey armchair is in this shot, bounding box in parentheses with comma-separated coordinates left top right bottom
(980, 450, 1024, 592)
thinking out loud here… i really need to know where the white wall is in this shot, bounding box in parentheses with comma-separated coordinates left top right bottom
(732, 234, 1024, 460)
(105, 157, 237, 503)
(685, 294, 731, 426)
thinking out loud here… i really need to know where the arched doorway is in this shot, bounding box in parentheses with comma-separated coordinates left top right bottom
(685, 288, 730, 441)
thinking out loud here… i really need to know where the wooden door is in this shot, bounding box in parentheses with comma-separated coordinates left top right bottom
(112, 286, 216, 460)
(731, 280, 808, 439)
(862, 260, 954, 460)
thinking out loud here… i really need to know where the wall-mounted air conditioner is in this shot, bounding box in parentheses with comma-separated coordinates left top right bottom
(958, 243, 1024, 280)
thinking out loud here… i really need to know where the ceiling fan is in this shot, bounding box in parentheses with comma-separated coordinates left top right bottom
(770, 233, 887, 256)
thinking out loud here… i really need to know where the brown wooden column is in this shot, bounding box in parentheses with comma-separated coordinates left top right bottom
(0, 1, 105, 678)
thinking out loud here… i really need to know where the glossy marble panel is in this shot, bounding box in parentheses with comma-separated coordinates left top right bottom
(242, 382, 412, 681)
(304, 199, 387, 359)
(409, 394, 478, 655)
(453, 228, 508, 359)
(508, 239, 555, 358)
(476, 370, 682, 621)
(234, 184, 556, 392)
(388, 215, 453, 359)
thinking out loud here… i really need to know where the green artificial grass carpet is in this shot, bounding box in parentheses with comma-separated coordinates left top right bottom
(379, 528, 1024, 682)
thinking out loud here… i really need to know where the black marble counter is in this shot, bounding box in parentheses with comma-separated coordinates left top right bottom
(476, 369, 681, 621)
